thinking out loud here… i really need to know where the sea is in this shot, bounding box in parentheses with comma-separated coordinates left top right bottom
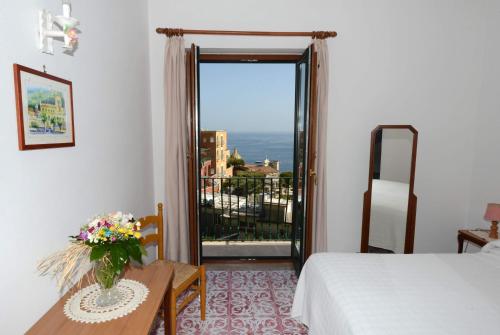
(226, 132, 294, 173)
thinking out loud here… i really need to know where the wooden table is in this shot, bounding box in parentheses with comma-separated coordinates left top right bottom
(457, 229, 496, 253)
(26, 260, 174, 335)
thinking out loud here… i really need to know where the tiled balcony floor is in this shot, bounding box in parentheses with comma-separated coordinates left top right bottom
(202, 241, 291, 257)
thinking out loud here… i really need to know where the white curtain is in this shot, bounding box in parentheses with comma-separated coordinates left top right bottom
(164, 36, 190, 262)
(312, 39, 329, 253)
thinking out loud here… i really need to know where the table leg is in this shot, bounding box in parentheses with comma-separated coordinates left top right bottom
(169, 291, 177, 335)
(164, 281, 172, 335)
(458, 234, 464, 253)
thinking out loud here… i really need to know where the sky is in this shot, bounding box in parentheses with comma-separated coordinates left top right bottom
(199, 63, 295, 133)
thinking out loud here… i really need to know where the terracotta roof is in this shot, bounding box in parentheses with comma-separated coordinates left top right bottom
(244, 164, 278, 175)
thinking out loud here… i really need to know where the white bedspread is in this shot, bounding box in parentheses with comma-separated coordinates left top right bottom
(369, 179, 409, 252)
(291, 252, 500, 335)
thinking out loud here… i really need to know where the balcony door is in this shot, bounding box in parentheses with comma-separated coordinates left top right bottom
(291, 45, 317, 274)
(187, 47, 317, 273)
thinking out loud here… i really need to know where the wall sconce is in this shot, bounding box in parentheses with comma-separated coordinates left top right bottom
(39, 0, 79, 54)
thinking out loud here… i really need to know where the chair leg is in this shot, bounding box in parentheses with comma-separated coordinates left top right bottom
(169, 291, 177, 335)
(200, 265, 206, 321)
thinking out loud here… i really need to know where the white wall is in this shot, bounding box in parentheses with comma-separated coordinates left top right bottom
(380, 129, 413, 183)
(148, 0, 492, 254)
(0, 1, 152, 333)
(467, 0, 500, 230)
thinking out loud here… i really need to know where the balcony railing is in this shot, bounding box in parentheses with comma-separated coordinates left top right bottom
(200, 176, 293, 241)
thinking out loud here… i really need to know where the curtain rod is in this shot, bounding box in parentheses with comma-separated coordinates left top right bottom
(155, 28, 337, 39)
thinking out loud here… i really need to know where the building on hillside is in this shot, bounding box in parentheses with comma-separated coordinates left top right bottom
(200, 130, 232, 177)
(254, 157, 280, 171)
(244, 164, 279, 178)
(200, 156, 212, 179)
(242, 163, 281, 197)
(242, 157, 282, 195)
(200, 148, 212, 175)
(200, 148, 224, 193)
(243, 157, 280, 178)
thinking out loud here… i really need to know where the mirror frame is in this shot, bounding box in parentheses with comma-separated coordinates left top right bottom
(360, 125, 418, 254)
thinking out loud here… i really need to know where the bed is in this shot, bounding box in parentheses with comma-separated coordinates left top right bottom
(291, 242, 500, 335)
(369, 179, 409, 253)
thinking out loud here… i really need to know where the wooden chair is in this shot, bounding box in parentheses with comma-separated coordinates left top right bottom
(139, 203, 206, 335)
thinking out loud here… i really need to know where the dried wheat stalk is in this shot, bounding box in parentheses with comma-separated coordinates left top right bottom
(37, 242, 93, 292)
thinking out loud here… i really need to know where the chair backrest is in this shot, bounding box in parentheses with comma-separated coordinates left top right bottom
(138, 203, 164, 260)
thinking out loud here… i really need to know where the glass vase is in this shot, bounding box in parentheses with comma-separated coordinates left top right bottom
(94, 256, 123, 307)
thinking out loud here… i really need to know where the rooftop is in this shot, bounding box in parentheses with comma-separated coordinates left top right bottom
(244, 164, 279, 175)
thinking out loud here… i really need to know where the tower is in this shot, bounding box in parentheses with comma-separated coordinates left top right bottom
(231, 148, 242, 160)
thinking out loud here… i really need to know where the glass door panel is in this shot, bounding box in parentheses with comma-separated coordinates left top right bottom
(291, 47, 312, 275)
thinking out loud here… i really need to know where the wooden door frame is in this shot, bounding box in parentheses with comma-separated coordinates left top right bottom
(303, 45, 318, 262)
(186, 45, 199, 265)
(186, 50, 318, 265)
(199, 53, 302, 63)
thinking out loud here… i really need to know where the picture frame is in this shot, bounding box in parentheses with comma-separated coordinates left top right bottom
(13, 64, 75, 150)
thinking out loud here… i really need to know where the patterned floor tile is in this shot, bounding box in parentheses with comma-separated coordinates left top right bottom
(151, 270, 307, 335)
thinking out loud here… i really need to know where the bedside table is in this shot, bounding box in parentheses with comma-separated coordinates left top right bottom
(457, 229, 497, 253)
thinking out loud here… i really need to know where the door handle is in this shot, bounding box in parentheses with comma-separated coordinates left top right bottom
(309, 169, 317, 185)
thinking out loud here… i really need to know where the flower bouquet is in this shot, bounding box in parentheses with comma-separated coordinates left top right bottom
(38, 212, 146, 307)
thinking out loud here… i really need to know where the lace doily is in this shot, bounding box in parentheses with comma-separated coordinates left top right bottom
(63, 279, 149, 323)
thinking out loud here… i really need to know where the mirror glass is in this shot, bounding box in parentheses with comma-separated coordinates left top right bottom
(368, 128, 413, 253)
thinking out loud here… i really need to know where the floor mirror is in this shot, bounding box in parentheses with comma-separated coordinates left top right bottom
(360, 125, 418, 253)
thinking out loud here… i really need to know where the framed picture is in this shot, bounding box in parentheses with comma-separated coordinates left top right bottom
(13, 64, 75, 150)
